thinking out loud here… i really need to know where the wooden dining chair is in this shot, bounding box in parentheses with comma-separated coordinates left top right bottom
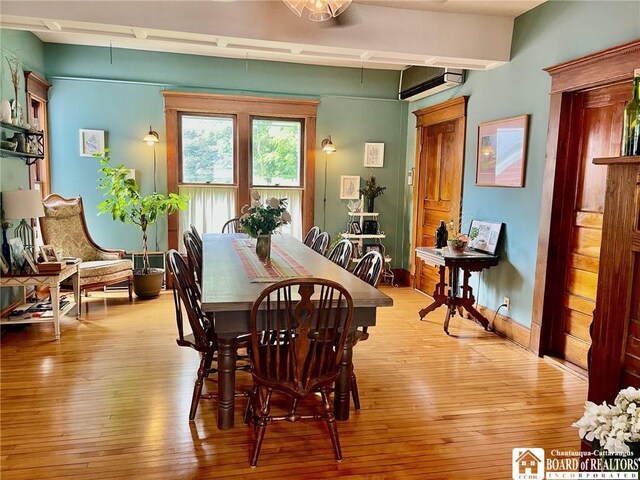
(349, 250, 384, 410)
(166, 250, 249, 421)
(190, 224, 203, 249)
(303, 226, 320, 247)
(327, 239, 353, 269)
(245, 278, 354, 467)
(311, 231, 330, 256)
(183, 231, 202, 292)
(222, 217, 241, 234)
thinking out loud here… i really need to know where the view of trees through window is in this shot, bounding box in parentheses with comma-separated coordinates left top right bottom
(181, 115, 234, 184)
(252, 118, 302, 187)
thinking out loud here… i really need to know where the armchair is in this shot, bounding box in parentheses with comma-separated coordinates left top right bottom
(40, 194, 133, 300)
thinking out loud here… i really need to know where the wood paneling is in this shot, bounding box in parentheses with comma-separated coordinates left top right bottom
(0, 287, 588, 479)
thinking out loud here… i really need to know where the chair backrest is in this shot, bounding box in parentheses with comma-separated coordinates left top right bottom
(222, 217, 240, 234)
(190, 224, 203, 249)
(327, 239, 353, 269)
(249, 278, 354, 397)
(303, 226, 320, 247)
(353, 250, 384, 287)
(166, 249, 213, 351)
(311, 232, 330, 256)
(40, 194, 123, 261)
(183, 230, 203, 290)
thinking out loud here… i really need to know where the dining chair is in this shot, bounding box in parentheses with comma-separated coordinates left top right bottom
(245, 278, 354, 467)
(166, 250, 249, 421)
(303, 226, 320, 247)
(327, 239, 353, 269)
(311, 231, 330, 256)
(183, 230, 202, 292)
(222, 217, 241, 234)
(190, 224, 203, 250)
(349, 250, 384, 410)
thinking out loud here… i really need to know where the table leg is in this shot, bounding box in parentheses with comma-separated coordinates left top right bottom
(443, 305, 454, 335)
(335, 332, 354, 421)
(418, 265, 446, 320)
(71, 270, 81, 318)
(51, 284, 61, 340)
(217, 336, 238, 430)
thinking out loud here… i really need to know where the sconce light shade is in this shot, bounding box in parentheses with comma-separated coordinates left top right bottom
(2, 189, 45, 220)
(321, 136, 336, 154)
(143, 126, 159, 146)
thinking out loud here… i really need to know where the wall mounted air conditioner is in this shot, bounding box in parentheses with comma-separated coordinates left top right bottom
(399, 66, 464, 101)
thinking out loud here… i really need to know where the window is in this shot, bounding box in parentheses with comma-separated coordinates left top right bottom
(251, 118, 302, 187)
(181, 115, 234, 184)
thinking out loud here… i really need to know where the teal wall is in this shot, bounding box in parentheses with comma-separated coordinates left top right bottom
(403, 0, 640, 328)
(44, 45, 407, 261)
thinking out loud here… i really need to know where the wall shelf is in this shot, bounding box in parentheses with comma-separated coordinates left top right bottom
(1, 122, 45, 166)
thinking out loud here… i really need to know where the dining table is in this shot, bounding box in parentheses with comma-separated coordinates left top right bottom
(201, 233, 394, 430)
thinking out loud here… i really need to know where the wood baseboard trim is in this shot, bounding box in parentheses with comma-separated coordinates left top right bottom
(544, 355, 588, 380)
(477, 305, 531, 350)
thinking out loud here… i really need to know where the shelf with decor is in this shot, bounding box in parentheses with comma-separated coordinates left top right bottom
(0, 121, 44, 165)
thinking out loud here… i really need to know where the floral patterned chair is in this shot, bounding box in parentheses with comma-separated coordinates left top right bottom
(40, 194, 133, 300)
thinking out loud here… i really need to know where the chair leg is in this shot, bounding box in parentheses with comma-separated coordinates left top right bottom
(321, 388, 342, 461)
(244, 385, 258, 425)
(189, 349, 213, 421)
(351, 369, 361, 410)
(250, 388, 272, 468)
(128, 277, 133, 302)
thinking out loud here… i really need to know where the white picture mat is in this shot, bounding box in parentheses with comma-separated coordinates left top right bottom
(467, 220, 502, 255)
(79, 129, 105, 157)
(340, 175, 360, 199)
(364, 143, 384, 168)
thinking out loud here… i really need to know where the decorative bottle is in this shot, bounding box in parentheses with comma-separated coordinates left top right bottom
(435, 220, 448, 248)
(622, 68, 640, 156)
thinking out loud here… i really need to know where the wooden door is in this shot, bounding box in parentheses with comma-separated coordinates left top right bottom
(550, 83, 630, 370)
(412, 97, 466, 295)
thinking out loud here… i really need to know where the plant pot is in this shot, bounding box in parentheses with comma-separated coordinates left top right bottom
(366, 197, 375, 213)
(256, 234, 272, 265)
(133, 268, 164, 298)
(447, 240, 467, 254)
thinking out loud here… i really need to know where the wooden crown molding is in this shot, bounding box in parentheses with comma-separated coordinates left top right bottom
(24, 71, 52, 100)
(412, 96, 468, 127)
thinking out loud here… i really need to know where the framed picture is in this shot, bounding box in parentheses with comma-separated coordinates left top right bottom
(8, 238, 25, 268)
(340, 175, 360, 200)
(363, 220, 378, 234)
(364, 244, 382, 254)
(79, 129, 105, 157)
(40, 244, 61, 262)
(350, 221, 362, 235)
(467, 220, 503, 255)
(364, 143, 384, 168)
(22, 250, 38, 273)
(0, 253, 8, 273)
(476, 115, 529, 187)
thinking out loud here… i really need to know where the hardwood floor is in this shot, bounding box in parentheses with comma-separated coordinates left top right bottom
(0, 287, 587, 479)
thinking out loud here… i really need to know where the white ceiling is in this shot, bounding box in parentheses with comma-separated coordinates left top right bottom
(0, 1, 545, 71)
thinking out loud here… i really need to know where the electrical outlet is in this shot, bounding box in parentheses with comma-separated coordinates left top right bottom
(503, 296, 510, 311)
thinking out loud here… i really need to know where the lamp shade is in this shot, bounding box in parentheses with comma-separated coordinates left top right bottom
(2, 189, 45, 219)
(143, 126, 159, 146)
(321, 136, 336, 154)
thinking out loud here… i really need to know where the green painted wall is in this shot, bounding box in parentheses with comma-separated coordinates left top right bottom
(402, 0, 640, 328)
(44, 44, 407, 262)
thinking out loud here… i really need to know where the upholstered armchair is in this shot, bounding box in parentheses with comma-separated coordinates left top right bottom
(40, 194, 133, 300)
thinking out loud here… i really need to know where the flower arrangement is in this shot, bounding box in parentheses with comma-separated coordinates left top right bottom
(573, 387, 640, 454)
(448, 233, 469, 249)
(239, 191, 291, 238)
(359, 176, 386, 199)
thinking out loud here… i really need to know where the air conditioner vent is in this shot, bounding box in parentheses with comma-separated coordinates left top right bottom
(399, 66, 464, 102)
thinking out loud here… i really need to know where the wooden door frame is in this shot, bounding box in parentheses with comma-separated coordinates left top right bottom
(410, 96, 468, 285)
(530, 39, 640, 356)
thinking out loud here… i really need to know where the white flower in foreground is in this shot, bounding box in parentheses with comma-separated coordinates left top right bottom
(268, 197, 280, 208)
(252, 200, 261, 208)
(252, 191, 261, 201)
(282, 211, 291, 223)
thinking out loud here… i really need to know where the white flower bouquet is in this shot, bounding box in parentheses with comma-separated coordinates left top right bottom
(573, 387, 640, 454)
(239, 191, 291, 238)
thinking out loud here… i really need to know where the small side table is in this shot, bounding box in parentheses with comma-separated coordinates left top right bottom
(0, 263, 81, 340)
(415, 247, 498, 335)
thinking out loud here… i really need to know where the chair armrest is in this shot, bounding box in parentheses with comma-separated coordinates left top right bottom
(95, 248, 126, 261)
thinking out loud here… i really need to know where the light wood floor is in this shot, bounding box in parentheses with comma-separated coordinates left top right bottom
(1, 287, 587, 479)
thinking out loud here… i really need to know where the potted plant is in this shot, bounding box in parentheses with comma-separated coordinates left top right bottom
(97, 149, 189, 298)
(359, 176, 386, 213)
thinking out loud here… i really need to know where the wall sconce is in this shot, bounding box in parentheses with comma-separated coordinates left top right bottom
(142, 126, 160, 250)
(321, 135, 336, 154)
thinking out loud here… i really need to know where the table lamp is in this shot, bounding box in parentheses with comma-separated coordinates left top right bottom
(2, 189, 45, 252)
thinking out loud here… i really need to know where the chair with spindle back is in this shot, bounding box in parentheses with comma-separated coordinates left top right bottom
(327, 239, 353, 269)
(245, 278, 354, 467)
(311, 231, 330, 256)
(166, 250, 249, 421)
(303, 226, 320, 247)
(222, 217, 241, 234)
(349, 250, 384, 410)
(190, 224, 203, 249)
(183, 231, 202, 292)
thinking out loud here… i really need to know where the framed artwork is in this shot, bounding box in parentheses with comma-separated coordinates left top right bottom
(364, 143, 384, 168)
(363, 220, 378, 234)
(340, 175, 360, 199)
(79, 129, 105, 157)
(22, 250, 38, 273)
(476, 115, 529, 187)
(8, 238, 25, 268)
(350, 221, 362, 235)
(0, 253, 8, 273)
(467, 220, 503, 255)
(40, 244, 61, 262)
(364, 244, 382, 254)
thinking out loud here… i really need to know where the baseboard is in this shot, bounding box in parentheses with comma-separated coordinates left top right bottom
(391, 269, 411, 286)
(477, 305, 531, 349)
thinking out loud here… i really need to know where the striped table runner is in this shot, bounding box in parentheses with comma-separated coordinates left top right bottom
(232, 239, 312, 283)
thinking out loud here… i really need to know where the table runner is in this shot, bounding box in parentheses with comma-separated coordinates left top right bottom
(232, 239, 312, 282)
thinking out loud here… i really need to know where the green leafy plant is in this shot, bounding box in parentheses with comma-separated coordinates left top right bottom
(239, 191, 290, 238)
(97, 149, 189, 274)
(359, 176, 386, 199)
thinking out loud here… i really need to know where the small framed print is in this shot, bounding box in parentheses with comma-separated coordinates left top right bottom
(40, 244, 61, 262)
(22, 250, 38, 273)
(79, 129, 105, 157)
(363, 220, 378, 234)
(340, 175, 360, 200)
(9, 238, 25, 268)
(364, 244, 382, 254)
(350, 221, 362, 235)
(364, 143, 384, 168)
(467, 220, 503, 255)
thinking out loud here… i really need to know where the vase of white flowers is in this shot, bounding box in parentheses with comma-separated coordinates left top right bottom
(239, 192, 291, 264)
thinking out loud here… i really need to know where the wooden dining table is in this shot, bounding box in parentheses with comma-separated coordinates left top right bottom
(201, 233, 393, 430)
